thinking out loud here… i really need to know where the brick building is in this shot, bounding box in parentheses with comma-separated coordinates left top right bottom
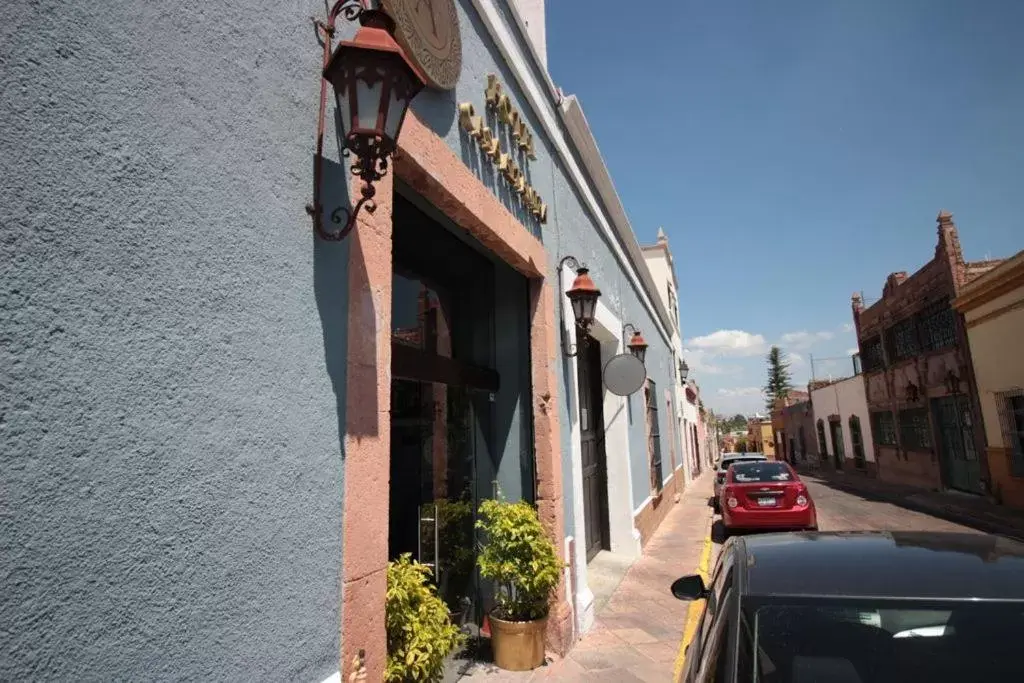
(852, 211, 1002, 493)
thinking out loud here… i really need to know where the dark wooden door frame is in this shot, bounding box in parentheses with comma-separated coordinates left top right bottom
(577, 334, 610, 562)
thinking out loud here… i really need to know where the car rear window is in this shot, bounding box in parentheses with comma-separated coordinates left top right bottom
(730, 462, 793, 483)
(720, 457, 764, 471)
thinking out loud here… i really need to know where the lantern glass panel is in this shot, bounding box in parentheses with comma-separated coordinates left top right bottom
(356, 66, 385, 132)
(571, 297, 585, 323)
(579, 295, 597, 323)
(634, 346, 647, 363)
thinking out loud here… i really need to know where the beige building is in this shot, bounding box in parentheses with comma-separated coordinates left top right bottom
(642, 228, 693, 482)
(954, 250, 1024, 511)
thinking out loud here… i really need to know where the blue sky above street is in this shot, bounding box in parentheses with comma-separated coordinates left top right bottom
(545, 0, 1024, 416)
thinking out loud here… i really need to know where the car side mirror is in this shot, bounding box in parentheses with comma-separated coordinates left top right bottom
(671, 574, 708, 601)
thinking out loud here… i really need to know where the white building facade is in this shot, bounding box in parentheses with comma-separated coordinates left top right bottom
(642, 229, 693, 484)
(809, 375, 877, 471)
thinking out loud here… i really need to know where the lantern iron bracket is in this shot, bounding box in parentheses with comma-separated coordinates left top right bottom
(306, 0, 388, 242)
(558, 255, 586, 358)
(622, 323, 639, 350)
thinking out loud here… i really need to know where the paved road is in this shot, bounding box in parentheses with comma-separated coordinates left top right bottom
(803, 475, 985, 534)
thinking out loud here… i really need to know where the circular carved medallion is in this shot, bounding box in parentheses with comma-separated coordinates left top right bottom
(382, 0, 462, 91)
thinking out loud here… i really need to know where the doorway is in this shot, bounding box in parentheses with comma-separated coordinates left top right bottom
(388, 194, 502, 632)
(576, 333, 610, 562)
(933, 395, 982, 493)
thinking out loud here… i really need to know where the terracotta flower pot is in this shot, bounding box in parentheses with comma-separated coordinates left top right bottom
(489, 613, 547, 671)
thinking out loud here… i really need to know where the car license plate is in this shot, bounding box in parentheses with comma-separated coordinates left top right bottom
(757, 497, 776, 507)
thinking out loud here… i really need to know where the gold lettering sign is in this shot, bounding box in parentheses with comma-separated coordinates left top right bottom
(456, 74, 547, 224)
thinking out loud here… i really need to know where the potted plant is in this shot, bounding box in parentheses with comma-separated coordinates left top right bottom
(475, 498, 562, 671)
(385, 554, 465, 683)
(434, 495, 475, 622)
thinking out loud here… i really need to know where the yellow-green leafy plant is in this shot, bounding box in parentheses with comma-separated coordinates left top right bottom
(385, 554, 465, 683)
(475, 498, 562, 621)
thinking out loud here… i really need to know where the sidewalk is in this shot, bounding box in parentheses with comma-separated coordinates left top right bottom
(460, 472, 714, 682)
(796, 465, 1024, 541)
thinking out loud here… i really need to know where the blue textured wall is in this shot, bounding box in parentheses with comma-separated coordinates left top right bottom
(404, 2, 679, 525)
(1, 1, 344, 680)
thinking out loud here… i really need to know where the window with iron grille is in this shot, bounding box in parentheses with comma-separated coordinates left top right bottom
(872, 411, 897, 446)
(861, 336, 885, 372)
(918, 302, 956, 352)
(645, 380, 663, 492)
(997, 391, 1024, 477)
(899, 408, 932, 451)
(849, 415, 866, 467)
(817, 419, 829, 456)
(886, 317, 920, 362)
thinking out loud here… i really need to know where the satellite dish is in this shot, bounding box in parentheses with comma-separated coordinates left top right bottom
(603, 353, 647, 396)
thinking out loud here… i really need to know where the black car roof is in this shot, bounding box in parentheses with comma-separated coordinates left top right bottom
(736, 531, 1024, 601)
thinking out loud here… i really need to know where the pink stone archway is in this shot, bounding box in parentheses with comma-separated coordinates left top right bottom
(339, 111, 570, 681)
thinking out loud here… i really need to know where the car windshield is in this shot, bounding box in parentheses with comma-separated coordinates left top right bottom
(743, 599, 1024, 682)
(730, 462, 793, 483)
(719, 457, 763, 472)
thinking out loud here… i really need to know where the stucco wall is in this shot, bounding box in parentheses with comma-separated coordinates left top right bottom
(405, 2, 679, 531)
(810, 376, 875, 465)
(964, 287, 1024, 448)
(1, 1, 344, 680)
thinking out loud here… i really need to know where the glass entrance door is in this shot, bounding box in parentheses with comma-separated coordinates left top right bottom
(389, 379, 478, 622)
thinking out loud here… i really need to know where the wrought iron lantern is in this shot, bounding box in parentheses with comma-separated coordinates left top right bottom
(945, 370, 961, 395)
(622, 324, 648, 363)
(558, 256, 602, 357)
(308, 0, 426, 241)
(906, 381, 919, 402)
(679, 359, 690, 381)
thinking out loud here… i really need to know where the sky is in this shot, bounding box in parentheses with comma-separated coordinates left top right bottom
(545, 0, 1024, 416)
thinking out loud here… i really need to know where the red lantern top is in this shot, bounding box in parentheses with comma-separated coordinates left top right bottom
(566, 267, 601, 328)
(628, 330, 648, 356)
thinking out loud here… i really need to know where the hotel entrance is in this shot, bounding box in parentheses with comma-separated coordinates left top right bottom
(388, 192, 535, 637)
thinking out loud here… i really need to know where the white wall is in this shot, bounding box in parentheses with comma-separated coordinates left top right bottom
(810, 376, 875, 463)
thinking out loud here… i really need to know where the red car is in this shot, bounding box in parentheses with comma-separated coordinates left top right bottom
(720, 460, 817, 536)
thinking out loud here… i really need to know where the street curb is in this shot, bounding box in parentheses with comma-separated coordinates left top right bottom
(805, 471, 1024, 543)
(672, 507, 715, 682)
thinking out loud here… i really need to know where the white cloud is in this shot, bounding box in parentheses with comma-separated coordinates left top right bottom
(682, 349, 742, 376)
(712, 386, 767, 416)
(841, 323, 855, 333)
(717, 387, 764, 398)
(846, 347, 859, 356)
(687, 329, 768, 357)
(787, 352, 804, 366)
(779, 330, 834, 350)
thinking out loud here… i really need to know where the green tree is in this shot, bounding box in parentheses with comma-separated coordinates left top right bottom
(764, 346, 793, 411)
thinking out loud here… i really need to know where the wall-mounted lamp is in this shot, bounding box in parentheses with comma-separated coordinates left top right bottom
(622, 324, 648, 363)
(679, 359, 690, 382)
(306, 0, 425, 241)
(558, 256, 601, 357)
(945, 370, 961, 395)
(906, 382, 919, 402)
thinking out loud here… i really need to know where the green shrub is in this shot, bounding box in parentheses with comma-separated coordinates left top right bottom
(385, 554, 465, 683)
(475, 498, 562, 621)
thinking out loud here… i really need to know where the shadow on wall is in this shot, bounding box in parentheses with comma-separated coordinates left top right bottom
(313, 155, 382, 445)
(407, 83, 457, 137)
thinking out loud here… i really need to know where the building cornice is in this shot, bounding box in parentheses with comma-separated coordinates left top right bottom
(467, 0, 674, 347)
(953, 250, 1024, 313)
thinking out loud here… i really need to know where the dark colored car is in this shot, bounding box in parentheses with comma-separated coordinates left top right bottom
(671, 531, 1024, 682)
(719, 461, 817, 536)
